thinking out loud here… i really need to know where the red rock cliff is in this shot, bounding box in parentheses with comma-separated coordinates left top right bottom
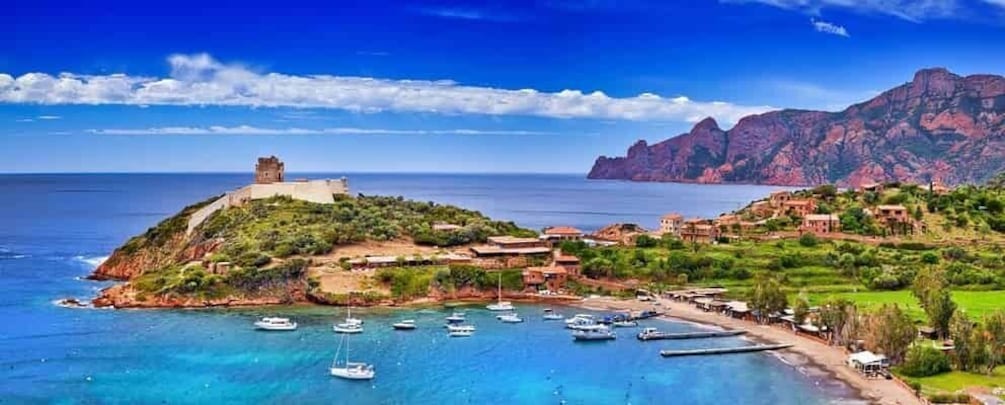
(588, 68, 1005, 186)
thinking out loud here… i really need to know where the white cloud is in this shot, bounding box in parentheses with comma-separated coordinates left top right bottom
(87, 125, 556, 136)
(724, 0, 959, 22)
(37, 115, 61, 120)
(984, 0, 1005, 8)
(0, 53, 772, 125)
(15, 118, 33, 123)
(811, 18, 849, 36)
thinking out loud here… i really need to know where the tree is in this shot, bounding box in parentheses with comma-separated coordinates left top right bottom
(819, 298, 859, 346)
(862, 304, 916, 364)
(749, 273, 788, 324)
(912, 267, 956, 339)
(982, 311, 1005, 374)
(913, 205, 924, 221)
(950, 312, 980, 372)
(793, 291, 810, 325)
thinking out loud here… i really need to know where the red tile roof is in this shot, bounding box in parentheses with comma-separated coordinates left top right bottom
(544, 226, 583, 235)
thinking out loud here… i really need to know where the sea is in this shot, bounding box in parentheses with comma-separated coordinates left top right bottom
(0, 173, 857, 404)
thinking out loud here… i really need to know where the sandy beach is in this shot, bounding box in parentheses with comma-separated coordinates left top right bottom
(574, 296, 922, 405)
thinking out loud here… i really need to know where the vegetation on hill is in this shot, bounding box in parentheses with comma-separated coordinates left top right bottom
(97, 194, 534, 301)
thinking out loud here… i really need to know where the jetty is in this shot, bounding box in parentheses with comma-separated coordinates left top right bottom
(637, 329, 747, 341)
(659, 344, 793, 357)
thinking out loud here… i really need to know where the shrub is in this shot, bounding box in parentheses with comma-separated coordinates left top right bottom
(798, 233, 819, 248)
(900, 346, 951, 377)
(635, 234, 658, 248)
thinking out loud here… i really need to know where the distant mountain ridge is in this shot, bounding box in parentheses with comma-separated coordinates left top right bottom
(588, 68, 1005, 186)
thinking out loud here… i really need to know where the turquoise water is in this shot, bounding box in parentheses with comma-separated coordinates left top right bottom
(0, 173, 848, 403)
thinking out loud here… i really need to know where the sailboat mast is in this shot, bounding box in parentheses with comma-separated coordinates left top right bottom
(497, 272, 502, 303)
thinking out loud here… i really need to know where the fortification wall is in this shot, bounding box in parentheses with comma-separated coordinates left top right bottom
(185, 178, 350, 234)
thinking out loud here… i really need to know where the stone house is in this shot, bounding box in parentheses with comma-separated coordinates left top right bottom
(660, 213, 684, 237)
(782, 199, 817, 217)
(801, 214, 840, 234)
(681, 218, 719, 243)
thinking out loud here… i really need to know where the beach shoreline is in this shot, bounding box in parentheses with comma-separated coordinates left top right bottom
(571, 296, 922, 405)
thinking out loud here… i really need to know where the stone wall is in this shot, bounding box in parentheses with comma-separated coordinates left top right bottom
(186, 178, 350, 234)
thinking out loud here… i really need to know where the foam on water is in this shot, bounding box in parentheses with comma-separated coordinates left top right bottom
(74, 255, 109, 268)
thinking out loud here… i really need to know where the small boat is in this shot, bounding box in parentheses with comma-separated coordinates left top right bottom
(542, 308, 564, 320)
(612, 320, 638, 328)
(445, 312, 466, 323)
(449, 330, 474, 337)
(334, 322, 363, 334)
(498, 313, 523, 323)
(392, 320, 417, 330)
(632, 310, 665, 320)
(254, 317, 297, 331)
(636, 327, 668, 341)
(447, 324, 476, 332)
(569, 323, 608, 332)
(572, 326, 616, 341)
(486, 272, 515, 311)
(334, 304, 364, 333)
(566, 316, 602, 330)
(330, 330, 375, 380)
(564, 314, 595, 325)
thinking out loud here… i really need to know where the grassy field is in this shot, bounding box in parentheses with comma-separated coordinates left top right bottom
(904, 368, 1005, 394)
(806, 290, 1005, 322)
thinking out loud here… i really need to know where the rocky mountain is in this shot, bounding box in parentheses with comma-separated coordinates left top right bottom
(588, 68, 1005, 186)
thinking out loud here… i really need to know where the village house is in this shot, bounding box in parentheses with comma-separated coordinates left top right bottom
(858, 182, 884, 195)
(801, 214, 840, 234)
(872, 204, 916, 234)
(540, 226, 584, 242)
(782, 199, 817, 217)
(552, 250, 581, 275)
(470, 236, 552, 257)
(749, 201, 773, 217)
(680, 218, 719, 243)
(769, 190, 793, 208)
(659, 213, 684, 237)
(929, 180, 950, 195)
(522, 266, 569, 292)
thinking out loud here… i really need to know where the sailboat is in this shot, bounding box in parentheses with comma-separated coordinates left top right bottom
(330, 330, 375, 380)
(485, 272, 514, 311)
(333, 301, 363, 333)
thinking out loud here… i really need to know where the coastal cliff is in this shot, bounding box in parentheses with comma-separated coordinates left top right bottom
(588, 68, 1005, 186)
(90, 194, 533, 308)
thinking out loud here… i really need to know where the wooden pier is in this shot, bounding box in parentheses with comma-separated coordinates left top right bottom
(659, 344, 793, 357)
(637, 330, 747, 341)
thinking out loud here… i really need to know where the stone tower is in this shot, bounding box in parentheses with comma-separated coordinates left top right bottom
(255, 156, 285, 184)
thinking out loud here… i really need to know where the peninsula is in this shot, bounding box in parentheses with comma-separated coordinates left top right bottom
(90, 156, 580, 308)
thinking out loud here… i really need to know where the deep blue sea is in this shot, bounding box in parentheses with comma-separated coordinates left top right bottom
(0, 173, 852, 404)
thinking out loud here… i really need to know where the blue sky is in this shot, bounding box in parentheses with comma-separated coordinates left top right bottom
(3, 0, 1005, 173)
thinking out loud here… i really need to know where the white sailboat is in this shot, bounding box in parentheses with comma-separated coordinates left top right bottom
(330, 330, 375, 380)
(485, 272, 514, 311)
(334, 302, 364, 333)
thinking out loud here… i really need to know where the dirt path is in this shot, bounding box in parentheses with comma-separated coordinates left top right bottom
(575, 296, 922, 405)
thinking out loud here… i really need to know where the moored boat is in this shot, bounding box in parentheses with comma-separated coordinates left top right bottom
(392, 320, 417, 330)
(498, 313, 523, 323)
(564, 314, 595, 325)
(449, 330, 474, 337)
(254, 317, 297, 331)
(330, 329, 375, 380)
(543, 310, 564, 320)
(486, 272, 515, 311)
(572, 326, 616, 341)
(447, 324, 476, 332)
(445, 312, 466, 323)
(612, 320, 638, 328)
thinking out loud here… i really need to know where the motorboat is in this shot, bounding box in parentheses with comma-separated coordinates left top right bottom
(254, 317, 297, 331)
(330, 331, 375, 380)
(449, 330, 474, 337)
(445, 312, 466, 323)
(392, 320, 417, 330)
(498, 313, 523, 323)
(564, 314, 595, 325)
(612, 320, 639, 328)
(565, 316, 602, 330)
(447, 324, 476, 332)
(542, 308, 564, 321)
(568, 323, 608, 332)
(636, 327, 669, 341)
(572, 326, 616, 341)
(486, 272, 515, 311)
